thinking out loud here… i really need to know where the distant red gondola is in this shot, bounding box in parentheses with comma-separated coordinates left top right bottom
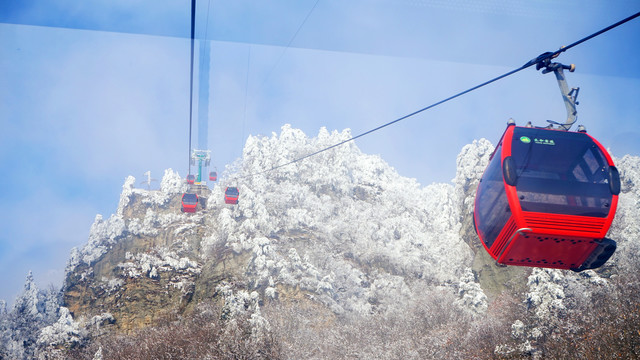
(224, 186, 239, 205)
(473, 124, 619, 271)
(209, 171, 217, 182)
(181, 193, 198, 213)
(186, 174, 195, 185)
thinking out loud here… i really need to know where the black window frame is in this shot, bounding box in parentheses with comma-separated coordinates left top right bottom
(511, 127, 613, 217)
(475, 142, 511, 249)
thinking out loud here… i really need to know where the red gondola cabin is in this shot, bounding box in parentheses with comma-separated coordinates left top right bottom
(473, 124, 619, 272)
(209, 171, 217, 182)
(186, 174, 195, 185)
(224, 186, 239, 205)
(181, 193, 198, 213)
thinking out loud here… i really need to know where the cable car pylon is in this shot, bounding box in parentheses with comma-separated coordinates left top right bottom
(182, 0, 218, 213)
(182, 0, 199, 213)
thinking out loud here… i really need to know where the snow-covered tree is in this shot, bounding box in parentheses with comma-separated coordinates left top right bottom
(93, 346, 103, 360)
(455, 267, 488, 315)
(10, 124, 637, 359)
(0, 272, 61, 359)
(37, 307, 81, 351)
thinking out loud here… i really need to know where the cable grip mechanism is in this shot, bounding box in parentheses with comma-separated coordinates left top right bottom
(535, 47, 580, 131)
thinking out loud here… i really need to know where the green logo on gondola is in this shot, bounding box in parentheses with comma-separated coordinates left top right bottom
(534, 138, 556, 145)
(520, 136, 531, 144)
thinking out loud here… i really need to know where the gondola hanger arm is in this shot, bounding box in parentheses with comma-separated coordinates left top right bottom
(536, 52, 580, 131)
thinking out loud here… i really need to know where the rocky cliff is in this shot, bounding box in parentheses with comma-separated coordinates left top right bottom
(60, 125, 486, 334)
(19, 124, 634, 358)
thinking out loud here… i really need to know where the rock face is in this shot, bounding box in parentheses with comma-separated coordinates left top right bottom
(63, 170, 208, 332)
(60, 126, 469, 334)
(453, 139, 531, 299)
(60, 124, 640, 337)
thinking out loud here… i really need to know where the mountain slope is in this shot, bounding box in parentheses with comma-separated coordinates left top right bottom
(4, 124, 638, 359)
(62, 125, 479, 331)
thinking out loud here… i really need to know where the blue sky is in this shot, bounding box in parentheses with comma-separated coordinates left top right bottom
(1, 0, 639, 303)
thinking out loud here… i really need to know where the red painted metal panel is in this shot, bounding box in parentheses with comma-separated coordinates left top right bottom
(521, 212, 608, 238)
(490, 217, 517, 258)
(498, 231, 597, 269)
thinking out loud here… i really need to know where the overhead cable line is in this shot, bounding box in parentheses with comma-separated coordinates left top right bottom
(253, 0, 321, 100)
(231, 11, 640, 181)
(187, 0, 196, 176)
(197, 0, 212, 152)
(204, 0, 211, 40)
(241, 46, 251, 157)
(232, 0, 320, 174)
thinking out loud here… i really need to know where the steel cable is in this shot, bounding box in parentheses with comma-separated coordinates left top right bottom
(229, 11, 640, 181)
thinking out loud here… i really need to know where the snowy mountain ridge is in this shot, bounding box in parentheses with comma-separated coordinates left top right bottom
(2, 124, 639, 359)
(54, 124, 486, 330)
